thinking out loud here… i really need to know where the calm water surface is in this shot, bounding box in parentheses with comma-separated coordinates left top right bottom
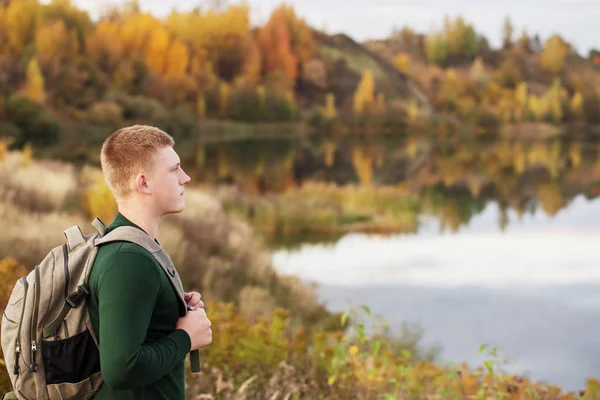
(272, 195, 600, 391)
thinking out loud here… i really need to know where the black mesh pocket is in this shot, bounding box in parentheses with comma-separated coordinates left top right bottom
(42, 330, 101, 384)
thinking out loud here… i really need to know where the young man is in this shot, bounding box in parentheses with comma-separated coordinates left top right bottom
(87, 125, 212, 399)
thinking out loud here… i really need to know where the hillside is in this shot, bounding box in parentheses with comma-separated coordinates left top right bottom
(299, 30, 431, 118)
(361, 21, 600, 131)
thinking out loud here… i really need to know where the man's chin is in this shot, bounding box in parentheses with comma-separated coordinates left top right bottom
(163, 205, 185, 215)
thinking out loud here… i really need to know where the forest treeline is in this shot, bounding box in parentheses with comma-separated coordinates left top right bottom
(0, 0, 599, 151)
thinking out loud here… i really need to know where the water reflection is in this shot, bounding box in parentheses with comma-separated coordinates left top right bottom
(196, 131, 600, 390)
(271, 196, 600, 391)
(193, 132, 600, 234)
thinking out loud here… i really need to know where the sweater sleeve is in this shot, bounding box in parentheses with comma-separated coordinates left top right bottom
(95, 250, 191, 390)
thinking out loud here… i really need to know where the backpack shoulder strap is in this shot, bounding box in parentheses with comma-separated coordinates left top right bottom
(64, 226, 86, 251)
(95, 227, 186, 311)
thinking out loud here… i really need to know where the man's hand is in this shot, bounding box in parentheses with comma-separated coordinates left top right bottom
(176, 308, 212, 351)
(184, 291, 204, 311)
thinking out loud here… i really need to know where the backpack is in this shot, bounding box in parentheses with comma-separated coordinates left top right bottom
(1, 217, 200, 400)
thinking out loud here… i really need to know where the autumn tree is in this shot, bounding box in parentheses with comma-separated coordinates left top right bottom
(541, 35, 570, 76)
(569, 91, 584, 119)
(36, 19, 79, 70)
(35, 19, 84, 107)
(323, 93, 336, 119)
(43, 0, 93, 47)
(546, 79, 566, 122)
(498, 57, 523, 88)
(2, 0, 40, 54)
(515, 82, 528, 121)
(470, 57, 487, 83)
(425, 33, 448, 66)
(353, 69, 375, 115)
(443, 16, 478, 59)
(170, 5, 259, 85)
(257, 7, 298, 89)
(436, 68, 465, 111)
(21, 58, 45, 103)
(393, 51, 410, 74)
(86, 20, 125, 75)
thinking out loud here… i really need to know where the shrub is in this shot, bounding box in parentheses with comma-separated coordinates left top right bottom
(86, 101, 123, 125)
(4, 94, 61, 148)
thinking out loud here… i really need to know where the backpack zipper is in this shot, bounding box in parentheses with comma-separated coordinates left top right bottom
(14, 277, 28, 375)
(29, 265, 41, 372)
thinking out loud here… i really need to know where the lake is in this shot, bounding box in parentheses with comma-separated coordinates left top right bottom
(271, 195, 600, 392)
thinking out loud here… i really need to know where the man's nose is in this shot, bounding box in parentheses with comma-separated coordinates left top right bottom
(181, 170, 191, 184)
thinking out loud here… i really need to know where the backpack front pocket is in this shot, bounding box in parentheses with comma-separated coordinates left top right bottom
(41, 329, 100, 385)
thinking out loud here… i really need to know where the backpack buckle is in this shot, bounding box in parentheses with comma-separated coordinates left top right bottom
(66, 285, 89, 308)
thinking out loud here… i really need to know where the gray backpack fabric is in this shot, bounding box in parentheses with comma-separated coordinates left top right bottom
(1, 218, 199, 400)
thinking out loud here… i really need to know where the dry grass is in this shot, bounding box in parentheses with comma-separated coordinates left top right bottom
(0, 152, 80, 213)
(0, 201, 86, 267)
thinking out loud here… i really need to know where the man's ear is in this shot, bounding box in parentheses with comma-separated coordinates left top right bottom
(134, 173, 152, 195)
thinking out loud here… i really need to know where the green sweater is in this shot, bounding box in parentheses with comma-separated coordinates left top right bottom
(88, 212, 191, 399)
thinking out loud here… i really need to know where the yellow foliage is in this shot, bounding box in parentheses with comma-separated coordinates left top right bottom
(0, 258, 28, 311)
(537, 182, 566, 216)
(570, 91, 584, 118)
(569, 142, 582, 168)
(324, 141, 336, 167)
(541, 35, 570, 75)
(241, 36, 262, 84)
(83, 173, 118, 225)
(528, 95, 548, 121)
(121, 12, 161, 54)
(164, 40, 190, 79)
(324, 93, 336, 119)
(21, 143, 32, 167)
(21, 57, 45, 103)
(167, 5, 250, 52)
(3, 0, 40, 54)
(197, 95, 206, 118)
(0, 138, 8, 162)
(196, 145, 205, 167)
(352, 147, 373, 185)
(407, 102, 419, 122)
(515, 82, 528, 120)
(406, 138, 418, 159)
(85, 20, 125, 73)
(353, 69, 375, 115)
(512, 143, 526, 175)
(256, 85, 266, 106)
(393, 51, 410, 74)
(35, 19, 79, 67)
(219, 83, 230, 118)
(145, 26, 170, 75)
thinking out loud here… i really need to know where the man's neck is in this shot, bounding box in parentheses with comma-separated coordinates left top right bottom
(117, 203, 161, 240)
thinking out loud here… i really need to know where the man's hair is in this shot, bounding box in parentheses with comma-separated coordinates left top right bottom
(100, 125, 175, 200)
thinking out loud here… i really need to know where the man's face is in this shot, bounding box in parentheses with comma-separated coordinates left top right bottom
(147, 146, 191, 215)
